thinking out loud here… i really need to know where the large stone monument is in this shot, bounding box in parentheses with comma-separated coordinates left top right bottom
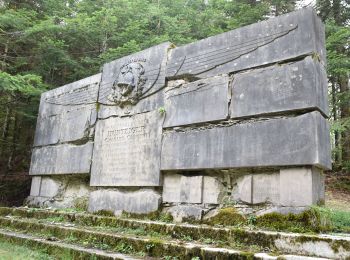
(28, 8, 331, 220)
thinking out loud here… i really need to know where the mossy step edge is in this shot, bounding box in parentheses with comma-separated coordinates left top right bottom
(0, 228, 140, 260)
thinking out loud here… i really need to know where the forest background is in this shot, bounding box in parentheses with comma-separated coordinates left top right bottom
(0, 0, 349, 203)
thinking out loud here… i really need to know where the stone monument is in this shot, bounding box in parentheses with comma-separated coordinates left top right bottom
(28, 8, 331, 220)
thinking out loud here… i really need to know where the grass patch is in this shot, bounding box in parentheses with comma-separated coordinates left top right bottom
(315, 206, 350, 233)
(0, 241, 54, 260)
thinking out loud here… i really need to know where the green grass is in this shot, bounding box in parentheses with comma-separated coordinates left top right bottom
(315, 206, 350, 233)
(0, 241, 54, 260)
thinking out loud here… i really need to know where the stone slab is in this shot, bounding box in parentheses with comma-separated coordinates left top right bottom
(232, 175, 252, 204)
(30, 176, 42, 197)
(34, 74, 101, 146)
(230, 57, 329, 118)
(90, 110, 164, 186)
(29, 142, 93, 175)
(166, 8, 325, 79)
(180, 176, 203, 203)
(252, 173, 280, 204)
(280, 167, 325, 207)
(161, 111, 331, 170)
(162, 174, 204, 203)
(164, 75, 230, 127)
(98, 42, 172, 118)
(39, 177, 61, 197)
(88, 189, 161, 214)
(162, 174, 181, 203)
(203, 176, 223, 204)
(165, 205, 204, 222)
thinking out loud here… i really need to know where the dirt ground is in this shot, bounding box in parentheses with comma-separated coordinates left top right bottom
(325, 173, 350, 212)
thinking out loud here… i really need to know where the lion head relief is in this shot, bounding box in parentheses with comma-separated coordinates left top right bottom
(108, 61, 147, 107)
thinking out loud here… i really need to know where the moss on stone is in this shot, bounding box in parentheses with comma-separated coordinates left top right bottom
(255, 208, 330, 233)
(122, 210, 173, 223)
(204, 207, 246, 226)
(94, 210, 115, 217)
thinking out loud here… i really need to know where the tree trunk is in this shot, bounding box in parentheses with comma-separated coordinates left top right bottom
(7, 111, 19, 173)
(339, 75, 350, 164)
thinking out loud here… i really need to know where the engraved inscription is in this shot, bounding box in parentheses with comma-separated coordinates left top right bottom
(45, 83, 99, 106)
(90, 110, 164, 186)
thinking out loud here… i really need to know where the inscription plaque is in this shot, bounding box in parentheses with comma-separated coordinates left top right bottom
(90, 110, 164, 186)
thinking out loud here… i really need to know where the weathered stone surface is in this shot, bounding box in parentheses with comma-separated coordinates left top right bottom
(27, 176, 91, 208)
(232, 175, 252, 204)
(164, 75, 230, 127)
(165, 205, 204, 222)
(33, 74, 101, 146)
(161, 111, 331, 170)
(39, 177, 62, 197)
(162, 174, 206, 203)
(88, 189, 161, 214)
(180, 176, 203, 203)
(29, 142, 93, 175)
(90, 110, 164, 186)
(98, 42, 172, 118)
(162, 174, 181, 203)
(252, 173, 280, 204)
(203, 176, 223, 204)
(230, 57, 329, 118)
(166, 8, 325, 79)
(162, 174, 203, 203)
(30, 176, 41, 197)
(280, 167, 325, 207)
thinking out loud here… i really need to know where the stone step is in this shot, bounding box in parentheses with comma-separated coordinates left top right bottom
(0, 215, 261, 259)
(1, 207, 349, 259)
(0, 229, 142, 260)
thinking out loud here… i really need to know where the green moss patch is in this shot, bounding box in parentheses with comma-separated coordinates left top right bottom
(255, 208, 329, 233)
(204, 208, 246, 226)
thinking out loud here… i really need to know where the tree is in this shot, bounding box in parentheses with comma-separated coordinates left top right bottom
(316, 0, 350, 170)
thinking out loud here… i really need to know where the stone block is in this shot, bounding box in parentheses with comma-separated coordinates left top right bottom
(280, 167, 325, 207)
(180, 176, 203, 203)
(203, 176, 223, 204)
(230, 57, 329, 118)
(98, 42, 172, 118)
(165, 205, 204, 222)
(162, 173, 181, 203)
(166, 8, 325, 79)
(27, 176, 91, 208)
(33, 74, 101, 146)
(90, 110, 164, 186)
(88, 189, 161, 214)
(29, 142, 93, 175)
(30, 176, 41, 197)
(164, 75, 230, 127)
(252, 173, 280, 204)
(162, 174, 203, 203)
(161, 111, 331, 171)
(39, 177, 62, 197)
(232, 175, 252, 204)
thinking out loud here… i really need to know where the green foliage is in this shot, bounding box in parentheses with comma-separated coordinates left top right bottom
(0, 72, 46, 96)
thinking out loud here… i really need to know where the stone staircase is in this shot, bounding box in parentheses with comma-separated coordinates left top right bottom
(0, 207, 349, 260)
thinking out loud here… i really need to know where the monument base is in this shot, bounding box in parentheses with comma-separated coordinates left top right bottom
(26, 175, 91, 209)
(88, 188, 161, 214)
(160, 167, 325, 221)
